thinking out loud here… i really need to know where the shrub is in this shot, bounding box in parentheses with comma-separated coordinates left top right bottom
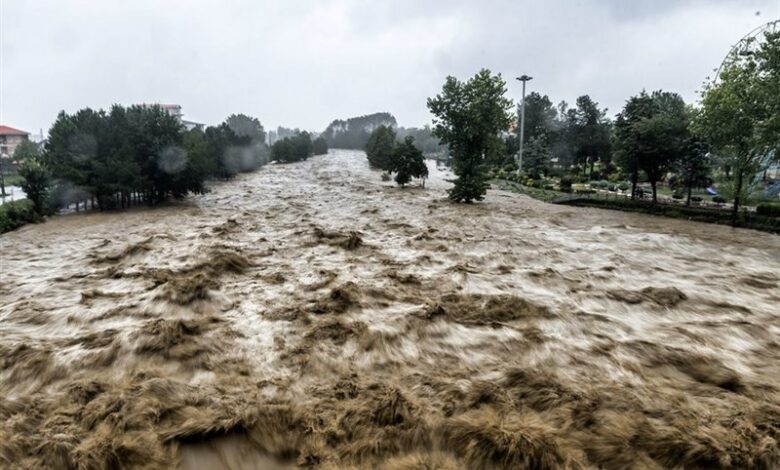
(559, 176, 574, 192)
(608, 184, 617, 192)
(712, 196, 726, 205)
(544, 185, 554, 190)
(380, 172, 391, 182)
(618, 183, 630, 192)
(0, 199, 42, 233)
(598, 180, 610, 189)
(757, 202, 780, 217)
(589, 181, 599, 188)
(690, 196, 703, 203)
(672, 193, 684, 200)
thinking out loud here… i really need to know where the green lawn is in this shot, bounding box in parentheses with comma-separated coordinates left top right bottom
(491, 179, 567, 203)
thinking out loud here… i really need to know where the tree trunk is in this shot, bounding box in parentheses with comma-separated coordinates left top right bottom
(630, 171, 638, 201)
(589, 159, 595, 178)
(650, 180, 657, 204)
(686, 185, 692, 207)
(732, 168, 743, 227)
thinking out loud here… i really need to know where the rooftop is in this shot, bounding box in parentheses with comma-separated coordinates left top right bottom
(0, 125, 30, 136)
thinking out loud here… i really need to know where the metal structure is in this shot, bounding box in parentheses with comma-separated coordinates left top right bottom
(713, 19, 780, 83)
(515, 75, 533, 171)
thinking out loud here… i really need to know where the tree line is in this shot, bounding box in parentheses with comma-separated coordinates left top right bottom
(420, 31, 779, 216)
(16, 107, 272, 215)
(269, 132, 329, 163)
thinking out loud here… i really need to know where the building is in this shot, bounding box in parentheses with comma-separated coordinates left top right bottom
(0, 125, 30, 159)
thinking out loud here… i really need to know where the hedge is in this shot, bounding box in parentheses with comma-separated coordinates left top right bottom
(0, 199, 43, 234)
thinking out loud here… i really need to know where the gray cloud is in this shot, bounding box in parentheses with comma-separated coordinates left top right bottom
(2, 0, 777, 135)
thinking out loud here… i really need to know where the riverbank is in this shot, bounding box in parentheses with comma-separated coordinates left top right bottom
(492, 178, 780, 234)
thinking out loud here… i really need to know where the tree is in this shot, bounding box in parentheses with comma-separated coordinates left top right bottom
(271, 133, 312, 163)
(565, 95, 612, 177)
(365, 125, 396, 171)
(613, 91, 688, 203)
(637, 92, 688, 203)
(13, 140, 41, 162)
(391, 136, 428, 187)
(523, 135, 552, 179)
(18, 158, 51, 214)
(313, 136, 328, 155)
(427, 69, 513, 202)
(322, 112, 397, 149)
(675, 135, 711, 207)
(697, 32, 778, 222)
(226, 114, 266, 143)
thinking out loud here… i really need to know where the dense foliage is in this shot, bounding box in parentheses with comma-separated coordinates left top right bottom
(365, 126, 397, 171)
(391, 137, 428, 187)
(428, 69, 513, 202)
(0, 199, 42, 233)
(322, 112, 397, 149)
(313, 136, 328, 155)
(41, 105, 269, 211)
(271, 132, 313, 163)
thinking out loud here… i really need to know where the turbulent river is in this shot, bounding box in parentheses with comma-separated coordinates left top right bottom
(1, 149, 779, 469)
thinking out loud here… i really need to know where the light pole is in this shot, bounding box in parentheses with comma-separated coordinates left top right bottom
(515, 75, 533, 171)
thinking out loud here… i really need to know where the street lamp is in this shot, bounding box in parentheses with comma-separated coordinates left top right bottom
(516, 75, 533, 171)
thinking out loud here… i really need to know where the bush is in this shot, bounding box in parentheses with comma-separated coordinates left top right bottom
(672, 193, 684, 200)
(712, 196, 726, 205)
(690, 196, 703, 203)
(544, 185, 554, 191)
(757, 202, 780, 217)
(380, 172, 391, 182)
(608, 184, 617, 192)
(559, 176, 574, 192)
(0, 199, 42, 233)
(598, 180, 610, 189)
(589, 181, 599, 188)
(618, 183, 630, 192)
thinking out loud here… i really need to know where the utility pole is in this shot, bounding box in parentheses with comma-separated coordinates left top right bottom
(515, 75, 533, 171)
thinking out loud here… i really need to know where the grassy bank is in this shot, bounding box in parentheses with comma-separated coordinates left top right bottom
(558, 196, 780, 233)
(492, 178, 779, 234)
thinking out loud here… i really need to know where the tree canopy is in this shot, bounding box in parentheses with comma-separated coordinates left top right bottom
(365, 125, 397, 171)
(427, 69, 513, 202)
(391, 136, 428, 187)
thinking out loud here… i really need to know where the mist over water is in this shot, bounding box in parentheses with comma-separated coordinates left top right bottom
(1, 150, 779, 468)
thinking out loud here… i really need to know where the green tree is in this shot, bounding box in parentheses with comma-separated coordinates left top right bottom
(675, 135, 711, 207)
(313, 136, 328, 155)
(565, 95, 612, 177)
(18, 158, 51, 214)
(523, 135, 551, 179)
(391, 136, 428, 187)
(226, 114, 266, 143)
(13, 140, 41, 162)
(427, 69, 513, 202)
(365, 125, 396, 171)
(697, 33, 777, 222)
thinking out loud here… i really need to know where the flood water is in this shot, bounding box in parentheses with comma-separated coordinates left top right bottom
(1, 149, 779, 469)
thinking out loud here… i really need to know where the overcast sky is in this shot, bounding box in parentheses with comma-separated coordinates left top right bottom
(2, 0, 778, 135)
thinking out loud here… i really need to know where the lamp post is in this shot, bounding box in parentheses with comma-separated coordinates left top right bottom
(515, 75, 533, 171)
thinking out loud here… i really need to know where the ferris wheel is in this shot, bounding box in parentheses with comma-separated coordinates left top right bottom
(712, 19, 780, 83)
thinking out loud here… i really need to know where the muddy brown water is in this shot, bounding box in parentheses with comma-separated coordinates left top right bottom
(1, 149, 779, 469)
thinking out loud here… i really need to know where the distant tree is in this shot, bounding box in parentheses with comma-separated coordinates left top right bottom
(18, 158, 51, 214)
(427, 69, 513, 202)
(322, 112, 397, 149)
(313, 136, 328, 155)
(365, 125, 397, 171)
(271, 132, 312, 163)
(13, 140, 41, 162)
(226, 114, 266, 143)
(521, 92, 558, 142)
(395, 125, 444, 154)
(523, 135, 552, 179)
(391, 136, 428, 187)
(676, 135, 711, 206)
(614, 92, 655, 199)
(565, 96, 612, 177)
